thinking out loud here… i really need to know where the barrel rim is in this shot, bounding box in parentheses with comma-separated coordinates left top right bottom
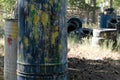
(4, 19, 18, 22)
(17, 71, 68, 76)
(17, 61, 68, 66)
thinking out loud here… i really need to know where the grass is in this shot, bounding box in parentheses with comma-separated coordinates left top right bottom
(82, 23, 120, 52)
(68, 35, 120, 60)
(0, 16, 119, 59)
(114, 35, 120, 52)
(0, 27, 4, 49)
(0, 38, 4, 48)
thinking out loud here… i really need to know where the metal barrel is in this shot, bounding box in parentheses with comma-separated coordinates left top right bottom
(4, 19, 18, 80)
(17, 0, 67, 80)
(100, 14, 111, 28)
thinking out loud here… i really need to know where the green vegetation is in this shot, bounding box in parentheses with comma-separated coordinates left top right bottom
(68, 0, 120, 10)
(0, 38, 4, 48)
(0, 0, 16, 38)
(68, 0, 99, 11)
(113, 0, 120, 9)
(68, 32, 120, 53)
(0, 0, 119, 51)
(0, 0, 16, 27)
(0, 0, 16, 18)
(115, 35, 120, 52)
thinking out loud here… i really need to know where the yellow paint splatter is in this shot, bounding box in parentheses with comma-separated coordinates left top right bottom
(34, 13, 40, 26)
(18, 52, 22, 61)
(26, 16, 31, 24)
(45, 4, 48, 9)
(38, 10, 42, 14)
(33, 27, 39, 42)
(12, 22, 17, 29)
(41, 11, 49, 30)
(55, 26, 59, 31)
(51, 31, 59, 45)
(59, 44, 62, 52)
(49, 0, 54, 6)
(44, 57, 48, 63)
(31, 4, 35, 11)
(24, 36, 29, 48)
(10, 22, 18, 39)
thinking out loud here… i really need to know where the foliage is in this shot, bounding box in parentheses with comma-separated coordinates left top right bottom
(68, 0, 120, 12)
(0, 0, 16, 18)
(113, 0, 120, 9)
(0, 0, 16, 38)
(68, 0, 99, 12)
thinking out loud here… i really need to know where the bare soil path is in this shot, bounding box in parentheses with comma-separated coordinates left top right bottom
(1, 44, 120, 80)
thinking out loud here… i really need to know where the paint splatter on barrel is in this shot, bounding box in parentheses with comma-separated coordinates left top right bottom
(17, 0, 67, 80)
(4, 19, 18, 80)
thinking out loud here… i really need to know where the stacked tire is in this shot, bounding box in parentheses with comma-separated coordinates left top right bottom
(92, 28, 117, 47)
(76, 28, 93, 39)
(67, 17, 93, 38)
(67, 17, 82, 33)
(116, 16, 120, 34)
(107, 18, 117, 28)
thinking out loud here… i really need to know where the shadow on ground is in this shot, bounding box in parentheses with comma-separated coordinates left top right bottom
(1, 54, 120, 80)
(68, 58, 120, 80)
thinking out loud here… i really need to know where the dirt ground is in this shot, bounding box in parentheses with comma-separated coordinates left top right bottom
(68, 42, 120, 80)
(0, 45, 120, 80)
(68, 58, 120, 80)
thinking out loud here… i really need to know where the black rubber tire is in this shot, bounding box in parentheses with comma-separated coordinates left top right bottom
(67, 23, 76, 33)
(77, 28, 93, 38)
(67, 17, 82, 30)
(116, 22, 120, 33)
(82, 28, 93, 37)
(107, 18, 117, 28)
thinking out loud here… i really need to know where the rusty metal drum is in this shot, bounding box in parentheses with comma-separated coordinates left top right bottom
(4, 19, 18, 80)
(17, 0, 67, 80)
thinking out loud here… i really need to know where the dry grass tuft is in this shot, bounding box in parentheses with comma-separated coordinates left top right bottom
(0, 38, 4, 56)
(0, 38, 4, 47)
(68, 37, 120, 60)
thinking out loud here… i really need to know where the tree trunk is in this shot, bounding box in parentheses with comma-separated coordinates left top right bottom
(92, 0, 96, 24)
(110, 0, 113, 8)
(86, 0, 92, 24)
(86, 11, 90, 24)
(13, 1, 18, 19)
